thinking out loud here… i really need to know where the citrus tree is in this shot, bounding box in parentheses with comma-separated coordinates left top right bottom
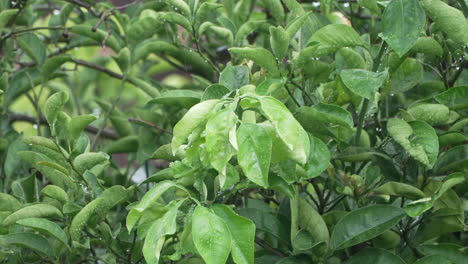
(0, 0, 467, 263)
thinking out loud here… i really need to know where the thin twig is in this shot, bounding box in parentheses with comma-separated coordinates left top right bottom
(64, 0, 101, 17)
(254, 237, 286, 257)
(8, 112, 118, 139)
(128, 118, 173, 135)
(1, 26, 68, 42)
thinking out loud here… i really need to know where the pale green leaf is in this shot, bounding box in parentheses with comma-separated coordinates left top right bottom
(171, 99, 220, 154)
(212, 204, 255, 264)
(340, 69, 388, 99)
(421, 0, 468, 46)
(237, 123, 272, 188)
(387, 118, 439, 168)
(2, 204, 63, 226)
(259, 96, 310, 164)
(206, 109, 238, 180)
(143, 199, 185, 264)
(219, 65, 250, 91)
(228, 47, 279, 75)
(382, 0, 426, 57)
(192, 206, 232, 264)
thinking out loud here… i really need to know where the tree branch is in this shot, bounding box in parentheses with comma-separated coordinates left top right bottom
(8, 112, 118, 140)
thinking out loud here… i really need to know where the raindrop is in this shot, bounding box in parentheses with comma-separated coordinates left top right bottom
(312, 2, 320, 7)
(33, 124, 38, 130)
(343, 3, 350, 8)
(53, 9, 60, 15)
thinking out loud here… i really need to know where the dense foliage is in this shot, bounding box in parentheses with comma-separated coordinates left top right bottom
(0, 0, 467, 263)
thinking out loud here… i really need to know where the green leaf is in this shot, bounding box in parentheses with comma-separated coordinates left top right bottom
(259, 96, 310, 164)
(17, 33, 47, 65)
(413, 256, 452, 264)
(70, 186, 130, 241)
(143, 199, 185, 264)
(219, 65, 250, 91)
(16, 218, 68, 246)
(0, 9, 18, 28)
(433, 145, 468, 174)
(212, 204, 255, 264)
(382, 0, 426, 57)
(73, 152, 109, 174)
(171, 99, 220, 154)
(0, 233, 53, 257)
(404, 198, 433, 217)
(164, 0, 191, 17)
(418, 243, 468, 264)
(264, 0, 285, 23)
(344, 248, 406, 264)
(304, 135, 330, 179)
(44, 91, 69, 126)
(0, 193, 21, 212)
(336, 47, 368, 70)
(116, 47, 131, 72)
(69, 115, 96, 139)
(407, 104, 450, 125)
(330, 205, 405, 250)
(307, 24, 365, 55)
(150, 90, 202, 109)
(340, 69, 388, 99)
(199, 22, 234, 46)
(229, 47, 279, 75)
(235, 21, 269, 45)
(127, 181, 186, 232)
(202, 84, 231, 101)
(410, 37, 443, 57)
(374, 182, 426, 200)
(434, 86, 468, 110)
(421, 0, 468, 46)
(40, 185, 69, 203)
(358, 0, 381, 15)
(285, 12, 311, 40)
(42, 55, 72, 79)
(435, 172, 466, 200)
(195, 2, 222, 26)
(159, 11, 191, 31)
(237, 123, 272, 188)
(106, 136, 139, 154)
(238, 208, 289, 245)
(391, 58, 423, 92)
(192, 206, 232, 264)
(297, 196, 329, 246)
(387, 118, 439, 168)
(2, 204, 63, 226)
(206, 109, 238, 180)
(295, 103, 354, 138)
(270, 26, 289, 60)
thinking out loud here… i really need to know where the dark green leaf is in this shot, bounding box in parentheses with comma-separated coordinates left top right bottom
(344, 248, 406, 264)
(330, 205, 405, 250)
